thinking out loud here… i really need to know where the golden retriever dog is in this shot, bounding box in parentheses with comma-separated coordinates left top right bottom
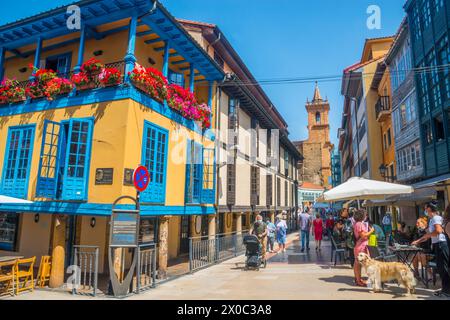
(357, 252, 416, 295)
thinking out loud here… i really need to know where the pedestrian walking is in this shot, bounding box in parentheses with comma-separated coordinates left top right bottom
(313, 213, 324, 252)
(276, 213, 288, 253)
(381, 212, 393, 244)
(299, 207, 312, 252)
(250, 215, 268, 260)
(412, 202, 450, 297)
(353, 209, 375, 287)
(266, 219, 276, 253)
(325, 213, 334, 240)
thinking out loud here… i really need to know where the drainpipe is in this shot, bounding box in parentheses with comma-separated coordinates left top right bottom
(207, 32, 222, 53)
(214, 86, 222, 214)
(139, 0, 158, 19)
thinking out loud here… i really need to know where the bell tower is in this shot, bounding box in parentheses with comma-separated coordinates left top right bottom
(300, 82, 333, 187)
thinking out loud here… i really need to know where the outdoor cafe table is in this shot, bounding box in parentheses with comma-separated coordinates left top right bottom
(389, 246, 427, 286)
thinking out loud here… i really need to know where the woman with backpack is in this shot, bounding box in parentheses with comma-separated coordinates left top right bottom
(353, 209, 375, 287)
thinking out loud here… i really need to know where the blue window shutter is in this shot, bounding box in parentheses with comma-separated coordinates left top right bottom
(36, 120, 62, 199)
(192, 142, 203, 203)
(1, 126, 35, 199)
(61, 119, 93, 201)
(141, 122, 168, 203)
(185, 139, 192, 203)
(201, 147, 215, 204)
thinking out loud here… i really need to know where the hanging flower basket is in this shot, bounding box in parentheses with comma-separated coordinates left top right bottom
(129, 65, 167, 103)
(71, 72, 96, 91)
(44, 78, 74, 101)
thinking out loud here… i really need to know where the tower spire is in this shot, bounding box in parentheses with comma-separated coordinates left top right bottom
(312, 81, 322, 102)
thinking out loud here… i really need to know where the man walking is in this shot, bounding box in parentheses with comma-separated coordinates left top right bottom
(266, 218, 276, 253)
(299, 207, 312, 252)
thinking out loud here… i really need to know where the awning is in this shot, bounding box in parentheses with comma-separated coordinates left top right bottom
(363, 187, 436, 207)
(413, 173, 450, 189)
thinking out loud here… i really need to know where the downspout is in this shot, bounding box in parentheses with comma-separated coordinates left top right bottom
(207, 32, 221, 54)
(214, 85, 222, 214)
(139, 0, 158, 19)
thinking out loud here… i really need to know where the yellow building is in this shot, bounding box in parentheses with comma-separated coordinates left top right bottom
(0, 0, 223, 286)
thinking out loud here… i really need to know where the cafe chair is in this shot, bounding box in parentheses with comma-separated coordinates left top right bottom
(423, 254, 437, 289)
(330, 236, 346, 266)
(15, 257, 36, 295)
(0, 260, 16, 296)
(36, 256, 51, 288)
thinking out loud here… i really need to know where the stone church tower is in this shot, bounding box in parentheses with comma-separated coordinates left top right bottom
(294, 83, 333, 188)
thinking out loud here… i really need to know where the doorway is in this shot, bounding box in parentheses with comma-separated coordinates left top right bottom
(179, 215, 190, 255)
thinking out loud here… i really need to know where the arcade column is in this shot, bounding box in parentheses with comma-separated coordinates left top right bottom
(235, 213, 242, 235)
(158, 216, 170, 279)
(49, 215, 67, 288)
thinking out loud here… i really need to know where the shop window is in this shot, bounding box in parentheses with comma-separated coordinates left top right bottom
(0, 213, 19, 251)
(36, 119, 93, 200)
(1, 126, 35, 199)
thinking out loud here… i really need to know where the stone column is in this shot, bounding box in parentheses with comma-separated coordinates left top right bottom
(235, 213, 242, 235)
(208, 215, 216, 239)
(49, 215, 67, 288)
(158, 216, 170, 280)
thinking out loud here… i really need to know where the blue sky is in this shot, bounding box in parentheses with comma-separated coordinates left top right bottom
(1, 0, 406, 146)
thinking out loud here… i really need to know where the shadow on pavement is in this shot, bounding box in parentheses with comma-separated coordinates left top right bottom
(319, 275, 355, 286)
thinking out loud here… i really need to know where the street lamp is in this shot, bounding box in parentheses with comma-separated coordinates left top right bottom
(379, 164, 387, 179)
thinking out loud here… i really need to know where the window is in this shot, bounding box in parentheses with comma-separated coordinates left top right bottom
(387, 128, 392, 147)
(315, 112, 321, 124)
(390, 38, 412, 91)
(384, 133, 388, 150)
(45, 53, 71, 77)
(0, 213, 19, 251)
(277, 178, 281, 207)
(168, 70, 185, 87)
(251, 118, 259, 162)
(434, 115, 445, 142)
(427, 50, 441, 109)
(438, 36, 450, 100)
(284, 181, 288, 206)
(141, 122, 168, 203)
(423, 121, 433, 145)
(266, 174, 273, 206)
(227, 164, 236, 205)
(412, 5, 422, 41)
(418, 61, 431, 115)
(139, 217, 158, 244)
(421, 0, 431, 29)
(396, 141, 422, 174)
(36, 119, 93, 200)
(1, 126, 35, 199)
(284, 150, 289, 177)
(435, 0, 444, 13)
(185, 139, 215, 204)
(250, 166, 260, 205)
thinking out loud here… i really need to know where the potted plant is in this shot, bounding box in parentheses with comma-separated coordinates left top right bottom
(0, 79, 26, 104)
(44, 77, 74, 101)
(25, 66, 57, 99)
(71, 72, 95, 90)
(98, 67, 123, 87)
(81, 58, 104, 79)
(197, 103, 212, 129)
(129, 65, 167, 103)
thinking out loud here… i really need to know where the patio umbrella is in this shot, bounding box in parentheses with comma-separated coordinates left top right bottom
(363, 187, 435, 208)
(0, 195, 33, 204)
(322, 177, 413, 202)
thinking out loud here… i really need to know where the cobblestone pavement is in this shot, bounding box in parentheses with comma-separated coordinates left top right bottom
(4, 234, 446, 300)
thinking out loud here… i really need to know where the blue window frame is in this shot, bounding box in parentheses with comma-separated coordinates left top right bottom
(141, 122, 168, 204)
(1, 125, 35, 199)
(36, 118, 93, 200)
(45, 52, 72, 77)
(168, 70, 185, 87)
(185, 140, 215, 204)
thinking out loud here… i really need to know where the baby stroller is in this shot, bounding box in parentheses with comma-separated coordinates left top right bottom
(243, 234, 267, 271)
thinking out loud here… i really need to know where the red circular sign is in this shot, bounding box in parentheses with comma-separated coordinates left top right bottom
(133, 166, 150, 192)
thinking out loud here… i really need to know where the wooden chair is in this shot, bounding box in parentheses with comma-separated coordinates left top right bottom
(15, 257, 36, 295)
(36, 256, 51, 288)
(0, 260, 17, 296)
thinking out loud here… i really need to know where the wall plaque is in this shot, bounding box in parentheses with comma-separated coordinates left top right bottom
(95, 168, 113, 185)
(124, 168, 134, 186)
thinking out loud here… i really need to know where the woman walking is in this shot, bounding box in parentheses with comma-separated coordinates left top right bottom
(412, 202, 450, 297)
(313, 213, 324, 252)
(353, 209, 375, 287)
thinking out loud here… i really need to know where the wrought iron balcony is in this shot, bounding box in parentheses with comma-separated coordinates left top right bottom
(375, 95, 391, 122)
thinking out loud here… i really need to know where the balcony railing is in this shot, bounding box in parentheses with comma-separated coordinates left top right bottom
(375, 96, 391, 121)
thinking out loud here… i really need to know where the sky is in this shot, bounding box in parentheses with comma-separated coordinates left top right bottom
(0, 0, 406, 146)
